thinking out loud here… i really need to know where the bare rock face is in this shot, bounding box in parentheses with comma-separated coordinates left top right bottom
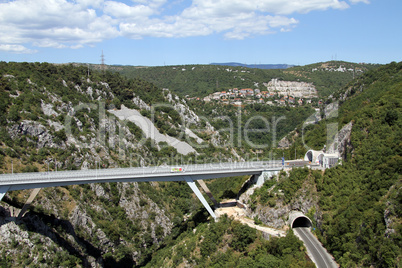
(90, 184, 109, 199)
(118, 182, 173, 240)
(383, 185, 399, 238)
(240, 173, 318, 229)
(132, 95, 151, 111)
(277, 136, 291, 149)
(277, 129, 299, 149)
(384, 203, 396, 237)
(324, 101, 339, 119)
(41, 100, 59, 117)
(7, 120, 65, 149)
(264, 79, 318, 98)
(327, 121, 353, 159)
(8, 120, 47, 138)
(70, 205, 113, 250)
(254, 204, 289, 229)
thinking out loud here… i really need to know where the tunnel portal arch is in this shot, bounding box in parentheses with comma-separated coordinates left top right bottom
(288, 211, 313, 228)
(306, 150, 313, 162)
(304, 150, 324, 164)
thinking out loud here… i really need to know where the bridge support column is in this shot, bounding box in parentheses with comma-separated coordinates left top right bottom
(0, 186, 10, 201)
(197, 180, 219, 208)
(184, 176, 216, 219)
(254, 170, 281, 187)
(17, 188, 41, 220)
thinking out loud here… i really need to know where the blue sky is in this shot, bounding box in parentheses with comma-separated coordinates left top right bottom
(0, 0, 400, 66)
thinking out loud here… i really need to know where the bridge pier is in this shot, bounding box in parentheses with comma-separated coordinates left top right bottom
(0, 186, 10, 201)
(196, 180, 219, 207)
(17, 188, 41, 220)
(254, 169, 281, 187)
(184, 176, 216, 219)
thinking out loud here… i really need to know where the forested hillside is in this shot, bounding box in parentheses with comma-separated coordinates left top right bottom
(115, 61, 379, 98)
(260, 62, 401, 267)
(144, 215, 314, 267)
(317, 62, 402, 267)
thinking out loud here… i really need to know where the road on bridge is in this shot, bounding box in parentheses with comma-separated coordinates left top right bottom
(0, 161, 287, 191)
(294, 227, 338, 268)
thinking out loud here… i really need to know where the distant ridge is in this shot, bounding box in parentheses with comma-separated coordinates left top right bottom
(210, 62, 294, 69)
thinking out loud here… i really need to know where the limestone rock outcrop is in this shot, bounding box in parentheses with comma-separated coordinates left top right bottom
(264, 79, 317, 98)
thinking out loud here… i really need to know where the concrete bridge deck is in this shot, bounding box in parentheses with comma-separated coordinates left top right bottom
(0, 160, 306, 219)
(0, 161, 286, 191)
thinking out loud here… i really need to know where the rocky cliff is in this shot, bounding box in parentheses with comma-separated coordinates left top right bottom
(264, 78, 318, 98)
(1, 180, 174, 267)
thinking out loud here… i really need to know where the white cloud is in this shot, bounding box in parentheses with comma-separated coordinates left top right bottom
(0, 0, 369, 50)
(118, 1, 300, 40)
(349, 0, 370, 4)
(0, 0, 119, 49)
(104, 1, 154, 18)
(255, 0, 350, 15)
(0, 44, 37, 54)
(75, 0, 104, 8)
(117, 0, 353, 40)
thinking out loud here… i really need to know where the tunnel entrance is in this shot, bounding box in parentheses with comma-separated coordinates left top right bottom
(292, 216, 312, 228)
(306, 151, 313, 162)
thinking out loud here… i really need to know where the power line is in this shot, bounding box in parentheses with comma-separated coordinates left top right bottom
(100, 50, 105, 72)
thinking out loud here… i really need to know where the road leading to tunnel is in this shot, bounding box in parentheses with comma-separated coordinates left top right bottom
(294, 227, 338, 268)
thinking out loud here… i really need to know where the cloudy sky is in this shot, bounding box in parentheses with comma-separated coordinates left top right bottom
(0, 0, 400, 66)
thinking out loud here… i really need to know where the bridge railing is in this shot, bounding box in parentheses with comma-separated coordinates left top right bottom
(0, 160, 283, 184)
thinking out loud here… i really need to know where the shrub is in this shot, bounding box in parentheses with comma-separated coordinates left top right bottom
(230, 222, 256, 251)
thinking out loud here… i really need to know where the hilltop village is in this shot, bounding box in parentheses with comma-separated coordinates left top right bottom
(189, 78, 320, 107)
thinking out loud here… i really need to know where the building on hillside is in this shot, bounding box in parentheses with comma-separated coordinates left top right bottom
(322, 154, 339, 168)
(289, 97, 295, 104)
(212, 92, 221, 100)
(233, 101, 242, 107)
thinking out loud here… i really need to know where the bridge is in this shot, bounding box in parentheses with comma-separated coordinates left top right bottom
(1, 159, 338, 267)
(0, 160, 294, 219)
